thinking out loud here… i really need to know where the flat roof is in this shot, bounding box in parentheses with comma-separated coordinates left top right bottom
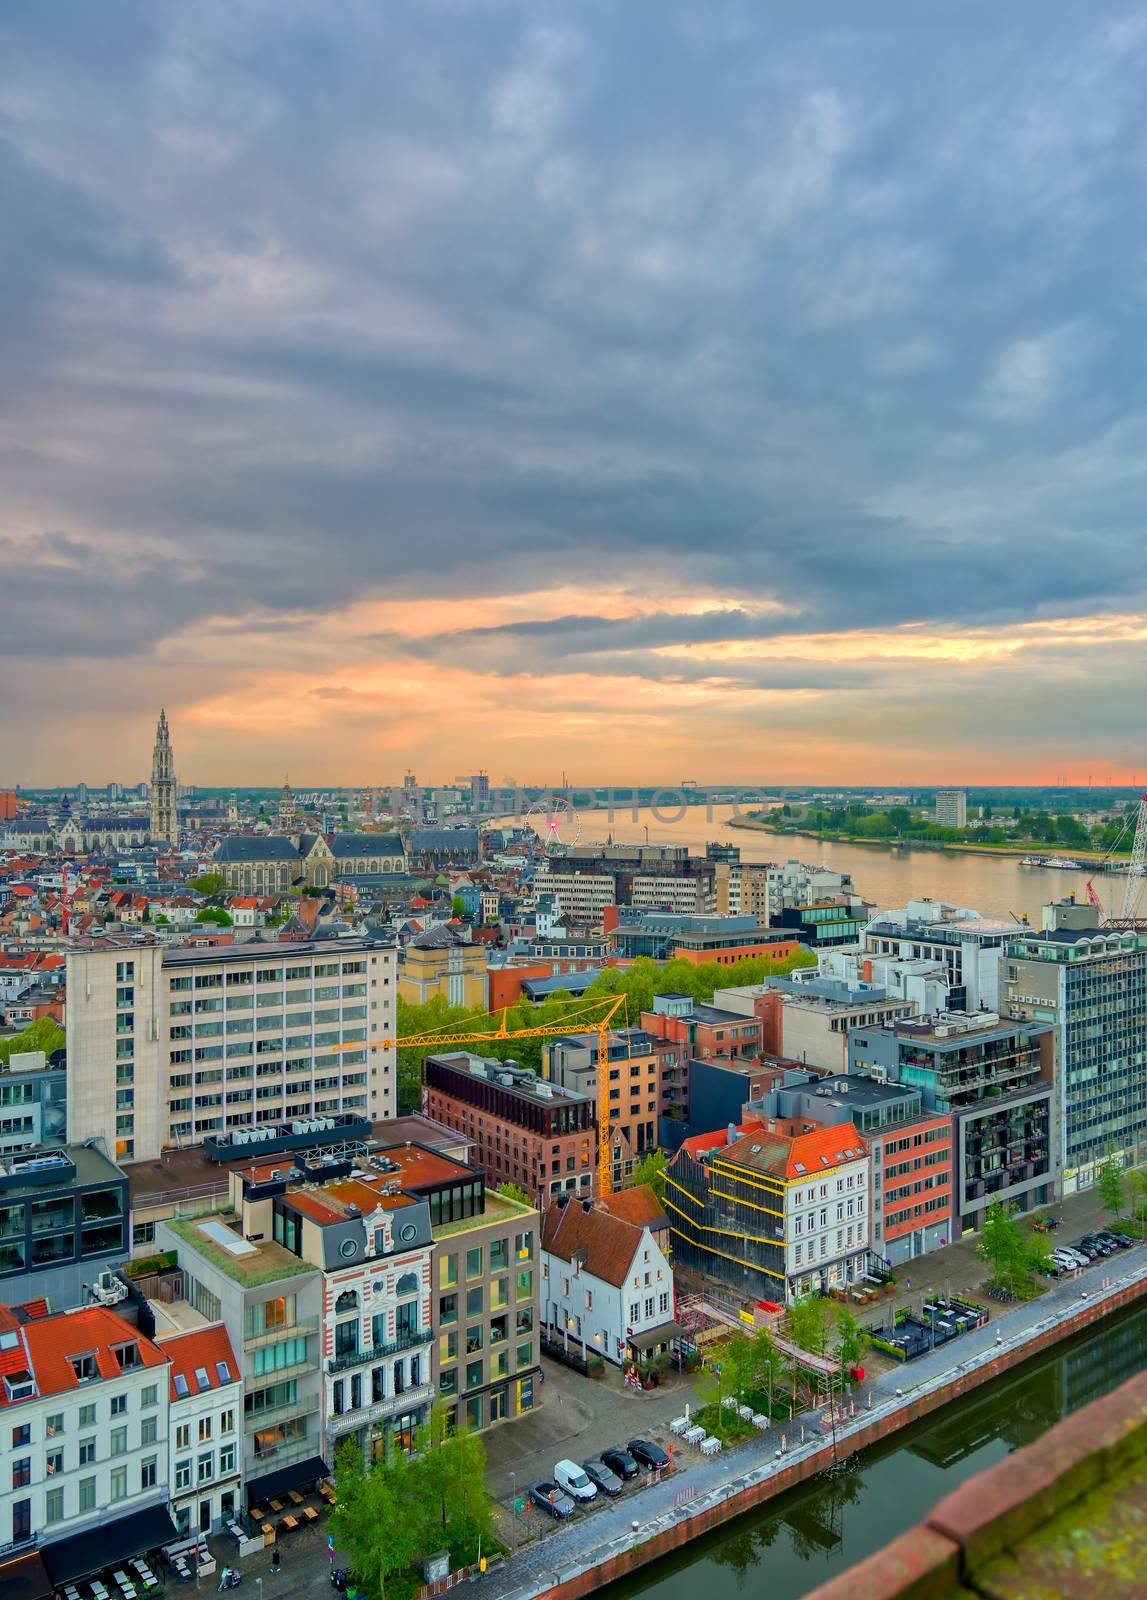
(165, 1214, 317, 1285)
(0, 1143, 123, 1196)
(163, 936, 386, 966)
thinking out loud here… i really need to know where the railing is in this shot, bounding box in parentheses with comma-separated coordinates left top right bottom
(328, 1381, 436, 1433)
(325, 1328, 433, 1374)
(244, 1318, 321, 1350)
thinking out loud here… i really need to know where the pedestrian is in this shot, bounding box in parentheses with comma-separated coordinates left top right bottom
(271, 1549, 281, 1575)
(218, 1567, 231, 1592)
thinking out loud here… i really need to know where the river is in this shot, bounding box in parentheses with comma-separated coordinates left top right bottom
(567, 804, 1096, 924)
(606, 1300, 1146, 1600)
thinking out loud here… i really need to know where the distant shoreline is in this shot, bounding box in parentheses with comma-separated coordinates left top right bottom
(727, 816, 1122, 863)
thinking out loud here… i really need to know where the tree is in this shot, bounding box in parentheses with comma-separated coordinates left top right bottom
(496, 1181, 531, 1206)
(413, 1407, 495, 1559)
(977, 1199, 1031, 1295)
(451, 895, 466, 918)
(1098, 1154, 1126, 1219)
(194, 907, 233, 926)
(188, 870, 225, 896)
(0, 1017, 66, 1066)
(786, 1294, 830, 1355)
(630, 1150, 667, 1200)
(830, 1307, 864, 1371)
(329, 1439, 420, 1600)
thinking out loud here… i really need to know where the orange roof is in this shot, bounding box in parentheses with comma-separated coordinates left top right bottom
(677, 1122, 756, 1161)
(720, 1120, 866, 1180)
(159, 1324, 239, 1402)
(379, 1143, 473, 1189)
(9, 1306, 168, 1405)
(598, 1183, 667, 1229)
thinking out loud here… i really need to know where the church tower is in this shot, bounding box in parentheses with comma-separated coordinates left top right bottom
(278, 777, 296, 833)
(150, 709, 178, 845)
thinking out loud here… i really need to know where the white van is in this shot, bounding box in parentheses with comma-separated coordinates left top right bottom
(554, 1459, 598, 1501)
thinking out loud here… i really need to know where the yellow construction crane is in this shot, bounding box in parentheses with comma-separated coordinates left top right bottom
(335, 994, 630, 1197)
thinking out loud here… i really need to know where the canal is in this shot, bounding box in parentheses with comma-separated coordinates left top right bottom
(568, 803, 1098, 923)
(606, 1301, 1147, 1600)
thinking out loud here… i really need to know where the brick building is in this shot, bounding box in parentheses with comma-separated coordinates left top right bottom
(422, 1054, 597, 1209)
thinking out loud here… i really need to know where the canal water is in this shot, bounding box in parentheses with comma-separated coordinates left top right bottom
(569, 803, 1099, 924)
(606, 1302, 1147, 1600)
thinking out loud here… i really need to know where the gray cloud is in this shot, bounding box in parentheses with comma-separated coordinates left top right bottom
(3, 0, 1147, 749)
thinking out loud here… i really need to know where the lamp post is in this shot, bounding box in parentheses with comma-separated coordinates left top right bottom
(510, 1471, 517, 1555)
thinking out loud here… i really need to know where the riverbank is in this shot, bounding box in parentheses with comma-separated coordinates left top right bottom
(470, 1258, 1147, 1600)
(728, 816, 1122, 863)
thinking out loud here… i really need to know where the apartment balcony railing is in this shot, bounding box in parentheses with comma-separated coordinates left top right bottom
(243, 1318, 320, 1351)
(327, 1381, 436, 1434)
(325, 1327, 433, 1375)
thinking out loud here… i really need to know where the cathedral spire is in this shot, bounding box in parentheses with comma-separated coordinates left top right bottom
(150, 709, 178, 846)
(278, 776, 296, 833)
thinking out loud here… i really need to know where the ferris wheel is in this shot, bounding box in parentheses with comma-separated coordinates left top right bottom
(524, 795, 581, 855)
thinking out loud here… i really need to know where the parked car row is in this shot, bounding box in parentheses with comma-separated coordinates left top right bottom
(1048, 1229, 1133, 1275)
(530, 1440, 671, 1519)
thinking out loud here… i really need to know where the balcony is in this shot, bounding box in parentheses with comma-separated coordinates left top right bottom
(328, 1381, 436, 1435)
(244, 1318, 320, 1351)
(325, 1328, 433, 1375)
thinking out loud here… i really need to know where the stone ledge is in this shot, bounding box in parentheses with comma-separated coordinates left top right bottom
(785, 1526, 961, 1600)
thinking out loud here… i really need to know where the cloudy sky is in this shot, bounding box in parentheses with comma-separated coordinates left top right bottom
(4, 2, 1147, 787)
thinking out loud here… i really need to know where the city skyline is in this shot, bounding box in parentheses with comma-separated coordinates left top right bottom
(6, 5, 1147, 784)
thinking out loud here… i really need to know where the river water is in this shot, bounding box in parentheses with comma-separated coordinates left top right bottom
(569, 804, 1097, 924)
(606, 1301, 1146, 1600)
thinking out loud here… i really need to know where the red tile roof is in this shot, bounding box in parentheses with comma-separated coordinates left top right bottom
(541, 1198, 645, 1288)
(720, 1120, 866, 1180)
(677, 1122, 756, 1162)
(6, 1306, 168, 1405)
(598, 1183, 667, 1231)
(158, 1324, 239, 1402)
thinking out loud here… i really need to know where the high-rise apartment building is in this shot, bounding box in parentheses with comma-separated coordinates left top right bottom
(1002, 919, 1147, 1191)
(66, 936, 396, 1162)
(935, 790, 967, 828)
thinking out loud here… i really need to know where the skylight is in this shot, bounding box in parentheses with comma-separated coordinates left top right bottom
(195, 1366, 211, 1391)
(215, 1361, 232, 1384)
(173, 1373, 190, 1398)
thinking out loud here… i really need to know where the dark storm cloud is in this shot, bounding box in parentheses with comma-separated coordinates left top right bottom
(4, 0, 1147, 680)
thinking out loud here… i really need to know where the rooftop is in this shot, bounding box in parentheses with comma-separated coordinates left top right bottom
(719, 1120, 867, 1179)
(542, 1197, 645, 1287)
(0, 1305, 168, 1407)
(434, 1191, 534, 1238)
(891, 1011, 1050, 1048)
(0, 1142, 124, 1197)
(165, 1214, 317, 1286)
(163, 935, 386, 966)
(158, 1323, 239, 1403)
(428, 1052, 594, 1106)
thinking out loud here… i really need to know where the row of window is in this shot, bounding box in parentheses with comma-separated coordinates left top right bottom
(174, 1442, 237, 1490)
(169, 961, 367, 992)
(13, 1457, 159, 1537)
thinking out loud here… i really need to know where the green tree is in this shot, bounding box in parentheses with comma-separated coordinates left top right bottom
(630, 1150, 667, 1200)
(329, 1439, 420, 1600)
(1025, 1225, 1055, 1280)
(1098, 1154, 1126, 1218)
(451, 895, 466, 918)
(830, 1306, 864, 1370)
(977, 1199, 1031, 1295)
(188, 870, 226, 896)
(194, 906, 233, 926)
(413, 1407, 495, 1559)
(496, 1181, 531, 1206)
(0, 1017, 66, 1066)
(786, 1295, 829, 1355)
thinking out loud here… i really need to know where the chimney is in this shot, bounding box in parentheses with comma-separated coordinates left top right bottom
(297, 895, 319, 930)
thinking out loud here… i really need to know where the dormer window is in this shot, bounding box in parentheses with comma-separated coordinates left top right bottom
(70, 1353, 98, 1384)
(114, 1342, 140, 1370)
(3, 1371, 35, 1403)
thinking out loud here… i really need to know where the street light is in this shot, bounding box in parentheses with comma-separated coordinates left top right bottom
(510, 1470, 517, 1555)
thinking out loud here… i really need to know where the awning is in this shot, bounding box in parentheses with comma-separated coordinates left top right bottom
(0, 1551, 54, 1600)
(43, 1503, 181, 1585)
(246, 1453, 328, 1505)
(629, 1320, 682, 1351)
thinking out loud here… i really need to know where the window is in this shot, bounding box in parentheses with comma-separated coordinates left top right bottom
(466, 1360, 483, 1391)
(439, 1254, 458, 1289)
(439, 1293, 457, 1326)
(220, 1442, 236, 1475)
(176, 1460, 192, 1491)
(142, 1415, 158, 1445)
(198, 1451, 214, 1484)
(221, 1408, 235, 1434)
(176, 1422, 190, 1451)
(79, 1437, 96, 1465)
(12, 1458, 31, 1489)
(198, 1416, 213, 1443)
(141, 1456, 157, 1490)
(12, 1500, 31, 1543)
(141, 1383, 158, 1407)
(110, 1426, 128, 1456)
(46, 1413, 63, 1437)
(79, 1477, 96, 1512)
(11, 1424, 30, 1448)
(466, 1286, 483, 1317)
(110, 1393, 128, 1416)
(46, 1448, 63, 1475)
(110, 1466, 128, 1502)
(466, 1247, 483, 1279)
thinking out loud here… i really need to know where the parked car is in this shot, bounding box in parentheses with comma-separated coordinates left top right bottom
(1060, 1245, 1093, 1267)
(1072, 1238, 1103, 1261)
(529, 1481, 575, 1519)
(627, 1438, 670, 1470)
(1052, 1246, 1088, 1269)
(581, 1459, 624, 1497)
(554, 1460, 597, 1502)
(1080, 1234, 1114, 1256)
(600, 1446, 640, 1480)
(1097, 1229, 1133, 1248)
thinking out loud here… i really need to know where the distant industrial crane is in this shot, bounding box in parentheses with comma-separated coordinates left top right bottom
(1084, 792, 1147, 928)
(335, 994, 632, 1197)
